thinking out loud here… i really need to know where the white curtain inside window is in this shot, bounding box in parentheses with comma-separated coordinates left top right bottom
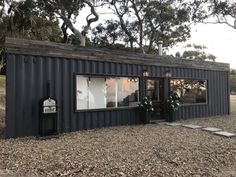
(76, 76, 88, 110)
(76, 76, 139, 110)
(88, 77, 106, 109)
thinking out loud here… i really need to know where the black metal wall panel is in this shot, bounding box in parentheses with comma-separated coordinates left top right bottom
(6, 53, 230, 138)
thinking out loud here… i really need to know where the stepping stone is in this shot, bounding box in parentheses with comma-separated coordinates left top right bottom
(202, 127, 222, 132)
(214, 131, 236, 137)
(182, 124, 202, 129)
(165, 123, 182, 126)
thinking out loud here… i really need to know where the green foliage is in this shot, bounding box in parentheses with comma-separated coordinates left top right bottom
(230, 69, 236, 75)
(176, 43, 216, 61)
(0, 0, 62, 41)
(165, 92, 180, 112)
(138, 97, 154, 113)
(38, 0, 101, 45)
(1, 0, 193, 49)
(175, 51, 181, 57)
(144, 0, 191, 48)
(92, 0, 191, 52)
(91, 20, 121, 46)
(189, 0, 236, 29)
(182, 51, 216, 61)
(230, 71, 236, 92)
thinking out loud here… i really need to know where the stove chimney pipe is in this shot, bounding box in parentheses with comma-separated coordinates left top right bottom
(157, 41, 163, 56)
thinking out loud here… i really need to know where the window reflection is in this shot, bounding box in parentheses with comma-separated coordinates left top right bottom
(76, 76, 89, 110)
(147, 80, 160, 101)
(170, 79, 207, 104)
(76, 76, 139, 110)
(106, 78, 117, 107)
(88, 77, 106, 109)
(117, 78, 139, 107)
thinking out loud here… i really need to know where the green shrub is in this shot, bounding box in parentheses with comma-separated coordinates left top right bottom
(138, 97, 154, 113)
(165, 92, 180, 112)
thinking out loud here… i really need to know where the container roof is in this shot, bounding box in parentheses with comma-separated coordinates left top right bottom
(3, 37, 230, 71)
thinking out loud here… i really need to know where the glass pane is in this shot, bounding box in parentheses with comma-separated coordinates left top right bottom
(147, 80, 160, 101)
(117, 77, 139, 107)
(76, 76, 88, 110)
(76, 75, 139, 110)
(106, 78, 117, 108)
(88, 77, 106, 109)
(170, 79, 207, 104)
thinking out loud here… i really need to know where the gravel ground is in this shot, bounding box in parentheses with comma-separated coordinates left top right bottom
(177, 114, 236, 133)
(0, 96, 235, 176)
(0, 118, 235, 177)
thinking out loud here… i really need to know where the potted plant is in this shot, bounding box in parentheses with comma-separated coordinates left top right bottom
(164, 92, 180, 122)
(138, 97, 154, 123)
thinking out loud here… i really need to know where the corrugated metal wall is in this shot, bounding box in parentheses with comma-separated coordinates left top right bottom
(5, 53, 230, 138)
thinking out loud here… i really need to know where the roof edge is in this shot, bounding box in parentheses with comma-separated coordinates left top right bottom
(4, 37, 230, 72)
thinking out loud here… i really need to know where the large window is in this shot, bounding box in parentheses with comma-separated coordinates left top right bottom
(170, 79, 207, 104)
(76, 76, 139, 110)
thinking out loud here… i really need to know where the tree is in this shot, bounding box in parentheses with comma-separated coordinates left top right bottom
(190, 0, 236, 29)
(144, 0, 191, 53)
(92, 0, 191, 53)
(231, 69, 236, 75)
(0, 0, 62, 42)
(39, 0, 101, 46)
(0, 0, 5, 18)
(230, 69, 236, 93)
(104, 0, 137, 50)
(91, 20, 121, 46)
(175, 44, 216, 61)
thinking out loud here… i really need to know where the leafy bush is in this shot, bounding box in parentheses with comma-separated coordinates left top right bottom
(138, 97, 154, 113)
(165, 92, 180, 112)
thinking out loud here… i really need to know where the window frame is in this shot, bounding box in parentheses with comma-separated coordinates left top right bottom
(170, 77, 209, 106)
(73, 73, 141, 112)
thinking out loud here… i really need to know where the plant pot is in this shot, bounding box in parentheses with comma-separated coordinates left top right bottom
(142, 112, 151, 124)
(167, 112, 174, 122)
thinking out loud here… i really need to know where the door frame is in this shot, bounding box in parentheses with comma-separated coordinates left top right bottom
(146, 77, 165, 120)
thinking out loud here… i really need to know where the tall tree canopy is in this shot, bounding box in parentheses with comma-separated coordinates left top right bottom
(175, 44, 216, 61)
(190, 0, 236, 29)
(2, 0, 233, 50)
(91, 0, 191, 53)
(230, 69, 236, 92)
(1, 0, 102, 45)
(38, 0, 101, 46)
(0, 0, 61, 41)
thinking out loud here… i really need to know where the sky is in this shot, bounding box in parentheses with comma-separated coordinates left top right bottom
(75, 6, 236, 69)
(170, 23, 236, 69)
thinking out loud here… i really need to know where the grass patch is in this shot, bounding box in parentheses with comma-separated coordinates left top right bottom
(0, 75, 5, 89)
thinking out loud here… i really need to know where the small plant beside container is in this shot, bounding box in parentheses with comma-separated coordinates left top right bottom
(138, 97, 154, 124)
(164, 92, 180, 122)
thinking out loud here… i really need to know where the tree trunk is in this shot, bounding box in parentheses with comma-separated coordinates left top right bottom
(61, 25, 68, 43)
(139, 26, 144, 53)
(56, 1, 98, 47)
(148, 31, 156, 53)
(131, 0, 144, 53)
(130, 41, 133, 51)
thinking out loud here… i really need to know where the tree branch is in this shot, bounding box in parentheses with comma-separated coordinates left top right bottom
(112, 1, 136, 49)
(55, 10, 83, 40)
(130, 0, 144, 53)
(82, 0, 99, 35)
(200, 18, 236, 29)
